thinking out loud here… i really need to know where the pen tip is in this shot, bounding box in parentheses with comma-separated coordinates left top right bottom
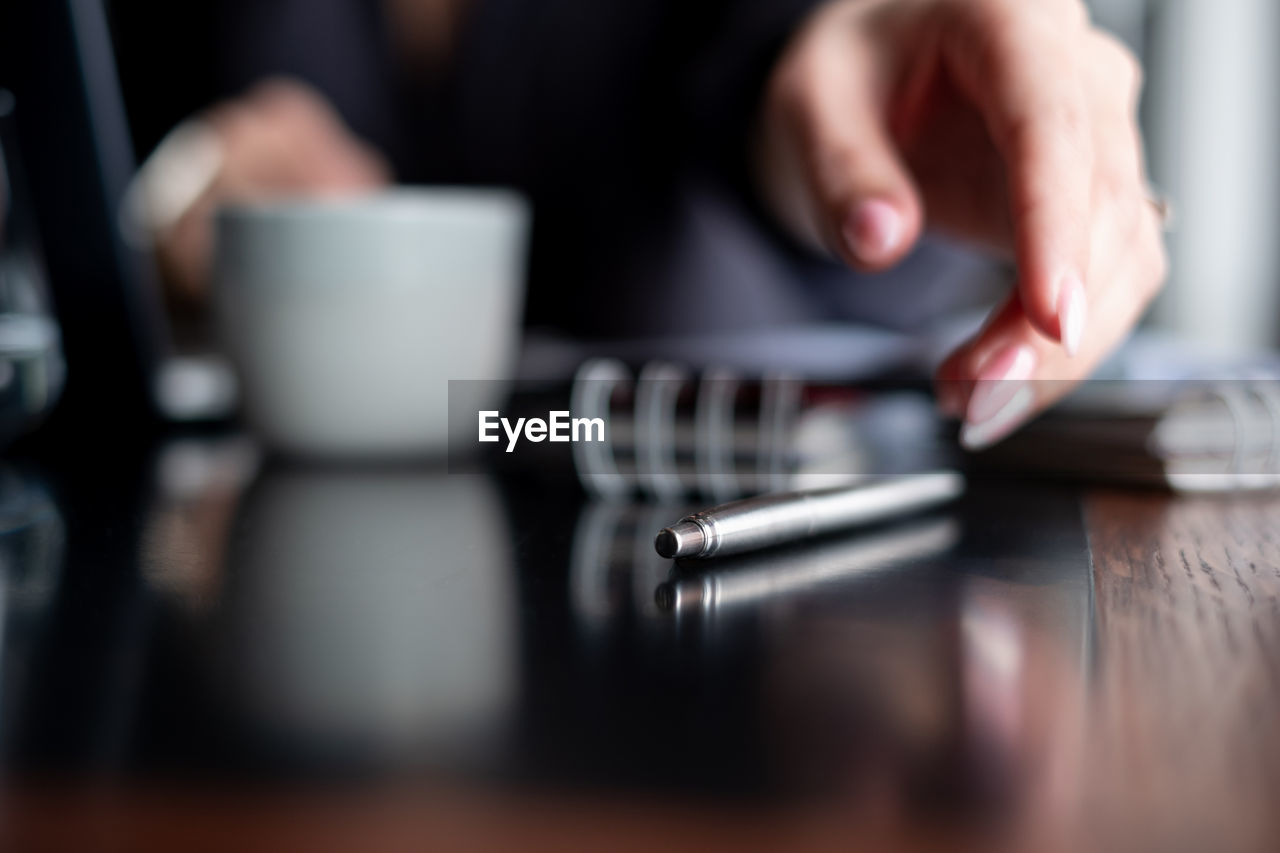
(654, 521, 706, 559)
(654, 528, 680, 559)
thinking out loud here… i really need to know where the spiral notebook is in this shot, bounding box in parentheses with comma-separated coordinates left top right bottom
(973, 380, 1280, 492)
(566, 355, 1280, 498)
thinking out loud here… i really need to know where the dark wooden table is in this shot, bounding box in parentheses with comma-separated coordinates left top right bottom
(0, 438, 1277, 852)
(1080, 491, 1280, 852)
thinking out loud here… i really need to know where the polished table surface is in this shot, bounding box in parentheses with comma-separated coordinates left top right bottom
(1, 431, 1279, 851)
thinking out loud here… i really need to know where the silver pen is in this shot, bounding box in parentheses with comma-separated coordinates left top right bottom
(653, 471, 965, 560)
(655, 516, 961, 612)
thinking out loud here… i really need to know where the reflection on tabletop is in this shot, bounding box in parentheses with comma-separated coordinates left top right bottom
(141, 441, 517, 772)
(0, 435, 1093, 847)
(0, 462, 64, 756)
(573, 489, 1089, 832)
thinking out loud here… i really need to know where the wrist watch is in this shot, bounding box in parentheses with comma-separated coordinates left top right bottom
(119, 117, 225, 248)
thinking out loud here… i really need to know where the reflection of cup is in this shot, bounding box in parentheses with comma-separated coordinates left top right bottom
(219, 469, 516, 766)
(214, 189, 529, 458)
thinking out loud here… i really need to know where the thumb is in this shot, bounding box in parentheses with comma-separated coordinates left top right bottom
(758, 39, 924, 271)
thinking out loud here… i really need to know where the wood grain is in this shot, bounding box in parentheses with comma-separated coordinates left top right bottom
(1082, 490, 1280, 852)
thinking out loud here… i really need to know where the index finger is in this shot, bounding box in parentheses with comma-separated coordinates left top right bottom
(938, 0, 1094, 352)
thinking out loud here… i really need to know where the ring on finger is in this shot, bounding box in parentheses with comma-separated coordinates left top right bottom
(1144, 185, 1175, 231)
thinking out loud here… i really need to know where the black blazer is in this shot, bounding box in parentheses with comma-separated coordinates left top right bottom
(110, 0, 992, 339)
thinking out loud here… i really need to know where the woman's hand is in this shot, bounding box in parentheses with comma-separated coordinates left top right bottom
(754, 0, 1167, 448)
(156, 79, 390, 301)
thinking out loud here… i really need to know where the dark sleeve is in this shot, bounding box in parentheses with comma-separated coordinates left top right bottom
(446, 0, 827, 192)
(208, 0, 412, 171)
(683, 0, 829, 186)
(107, 0, 420, 172)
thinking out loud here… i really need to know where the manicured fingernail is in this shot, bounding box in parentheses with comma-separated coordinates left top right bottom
(965, 343, 1037, 426)
(961, 385, 1035, 450)
(1057, 272, 1087, 357)
(843, 200, 903, 265)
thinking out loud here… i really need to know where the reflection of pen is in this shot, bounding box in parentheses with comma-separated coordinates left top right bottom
(655, 516, 960, 613)
(653, 471, 964, 560)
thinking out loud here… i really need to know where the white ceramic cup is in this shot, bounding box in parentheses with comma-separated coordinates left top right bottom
(214, 188, 530, 458)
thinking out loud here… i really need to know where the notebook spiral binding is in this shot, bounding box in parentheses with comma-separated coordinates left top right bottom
(570, 359, 809, 502)
(1121, 379, 1280, 491)
(1165, 381, 1280, 492)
